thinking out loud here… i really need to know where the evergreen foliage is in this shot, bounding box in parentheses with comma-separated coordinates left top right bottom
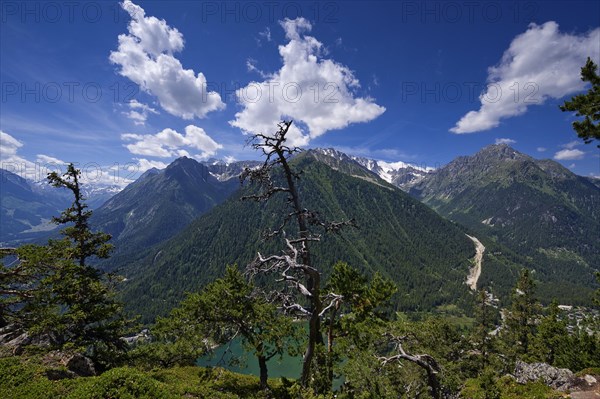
(0, 164, 129, 369)
(560, 57, 600, 147)
(154, 266, 302, 389)
(529, 301, 569, 366)
(2, 146, 599, 399)
(503, 269, 540, 358)
(471, 289, 499, 372)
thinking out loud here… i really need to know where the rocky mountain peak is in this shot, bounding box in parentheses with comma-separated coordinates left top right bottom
(136, 167, 160, 182)
(476, 144, 531, 162)
(166, 156, 197, 169)
(309, 147, 433, 190)
(164, 156, 213, 182)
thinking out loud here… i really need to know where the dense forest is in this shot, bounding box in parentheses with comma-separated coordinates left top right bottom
(118, 153, 477, 322)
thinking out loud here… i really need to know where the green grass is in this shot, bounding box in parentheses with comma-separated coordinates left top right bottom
(0, 356, 286, 399)
(461, 375, 564, 399)
(2, 354, 574, 399)
(433, 304, 476, 329)
(576, 367, 600, 377)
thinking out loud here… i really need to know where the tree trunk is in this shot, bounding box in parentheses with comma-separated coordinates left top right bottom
(425, 369, 441, 399)
(278, 145, 324, 389)
(300, 274, 322, 388)
(326, 307, 337, 389)
(258, 355, 269, 389)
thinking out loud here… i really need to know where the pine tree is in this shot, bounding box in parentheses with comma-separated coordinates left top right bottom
(1, 164, 128, 369)
(241, 121, 355, 391)
(504, 269, 540, 359)
(162, 266, 301, 389)
(529, 300, 568, 366)
(323, 262, 396, 387)
(472, 289, 497, 371)
(47, 164, 113, 266)
(560, 57, 600, 147)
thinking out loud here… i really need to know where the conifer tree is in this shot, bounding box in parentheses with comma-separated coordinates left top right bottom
(472, 289, 497, 371)
(323, 262, 396, 387)
(1, 164, 128, 368)
(504, 269, 539, 359)
(560, 57, 600, 147)
(529, 300, 568, 367)
(242, 121, 354, 391)
(169, 266, 301, 389)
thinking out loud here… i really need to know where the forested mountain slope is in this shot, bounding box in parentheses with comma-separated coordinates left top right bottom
(119, 154, 478, 321)
(91, 157, 239, 269)
(410, 144, 600, 300)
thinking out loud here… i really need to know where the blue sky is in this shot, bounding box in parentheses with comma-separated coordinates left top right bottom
(1, 0, 599, 186)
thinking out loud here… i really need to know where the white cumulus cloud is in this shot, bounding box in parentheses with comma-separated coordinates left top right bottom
(0, 131, 133, 188)
(0, 131, 37, 173)
(451, 22, 600, 134)
(1, 132, 68, 168)
(123, 100, 159, 125)
(121, 125, 223, 159)
(553, 149, 585, 160)
(110, 0, 224, 120)
(0, 131, 24, 159)
(134, 158, 168, 172)
(495, 138, 516, 145)
(230, 18, 385, 146)
(35, 154, 67, 165)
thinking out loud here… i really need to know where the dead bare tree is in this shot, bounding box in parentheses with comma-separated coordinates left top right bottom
(241, 120, 354, 390)
(378, 333, 442, 399)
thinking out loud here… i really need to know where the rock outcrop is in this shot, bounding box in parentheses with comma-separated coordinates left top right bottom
(513, 360, 574, 391)
(42, 351, 97, 379)
(0, 324, 49, 355)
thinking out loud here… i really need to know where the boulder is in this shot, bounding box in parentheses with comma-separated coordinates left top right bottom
(513, 360, 574, 391)
(64, 353, 96, 377)
(43, 351, 97, 377)
(583, 375, 597, 385)
(45, 368, 76, 380)
(0, 325, 53, 355)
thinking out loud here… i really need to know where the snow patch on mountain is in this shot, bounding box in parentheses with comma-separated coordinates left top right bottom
(203, 159, 262, 182)
(312, 148, 434, 189)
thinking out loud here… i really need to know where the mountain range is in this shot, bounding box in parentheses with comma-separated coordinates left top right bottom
(0, 169, 70, 246)
(408, 144, 600, 299)
(90, 157, 261, 270)
(312, 148, 433, 190)
(0, 159, 261, 247)
(104, 146, 598, 322)
(118, 153, 478, 321)
(1, 168, 128, 246)
(2, 144, 598, 323)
